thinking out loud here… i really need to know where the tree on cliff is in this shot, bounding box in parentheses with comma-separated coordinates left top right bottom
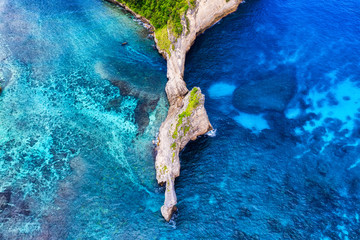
(118, 0, 195, 35)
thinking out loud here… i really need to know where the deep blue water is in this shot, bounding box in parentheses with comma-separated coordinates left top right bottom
(0, 0, 360, 239)
(183, 0, 360, 238)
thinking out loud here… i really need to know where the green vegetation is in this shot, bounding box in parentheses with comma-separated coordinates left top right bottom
(155, 27, 172, 55)
(172, 87, 200, 139)
(172, 152, 175, 163)
(185, 16, 190, 34)
(159, 164, 168, 176)
(183, 87, 200, 116)
(117, 0, 196, 52)
(183, 125, 190, 135)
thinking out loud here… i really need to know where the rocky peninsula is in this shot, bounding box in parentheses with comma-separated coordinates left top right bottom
(106, 0, 242, 221)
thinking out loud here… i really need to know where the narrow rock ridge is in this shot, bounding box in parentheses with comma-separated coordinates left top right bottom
(105, 0, 242, 221)
(157, 0, 242, 221)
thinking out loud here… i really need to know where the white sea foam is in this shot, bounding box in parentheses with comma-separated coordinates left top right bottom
(206, 129, 217, 137)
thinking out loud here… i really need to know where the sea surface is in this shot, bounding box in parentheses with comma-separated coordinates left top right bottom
(0, 0, 359, 239)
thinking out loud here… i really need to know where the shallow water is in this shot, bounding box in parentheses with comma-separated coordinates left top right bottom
(0, 0, 170, 238)
(1, 0, 360, 239)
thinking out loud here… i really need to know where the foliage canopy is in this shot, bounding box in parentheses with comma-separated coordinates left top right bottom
(118, 0, 196, 36)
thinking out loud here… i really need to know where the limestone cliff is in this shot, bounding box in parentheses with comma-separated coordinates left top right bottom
(158, 0, 243, 105)
(155, 0, 242, 221)
(155, 87, 212, 220)
(106, 0, 242, 221)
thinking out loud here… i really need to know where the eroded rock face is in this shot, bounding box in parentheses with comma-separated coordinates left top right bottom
(232, 65, 297, 113)
(156, 88, 212, 183)
(154, 0, 243, 221)
(156, 87, 212, 221)
(107, 0, 243, 221)
(159, 0, 243, 105)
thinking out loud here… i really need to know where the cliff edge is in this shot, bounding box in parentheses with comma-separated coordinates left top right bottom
(156, 0, 242, 221)
(106, 0, 242, 221)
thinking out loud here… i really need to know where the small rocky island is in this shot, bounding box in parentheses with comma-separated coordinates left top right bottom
(106, 0, 242, 221)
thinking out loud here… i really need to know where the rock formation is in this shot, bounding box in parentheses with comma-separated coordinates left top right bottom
(232, 65, 297, 113)
(106, 0, 243, 221)
(155, 87, 212, 220)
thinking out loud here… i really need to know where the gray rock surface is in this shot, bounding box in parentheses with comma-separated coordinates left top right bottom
(156, 87, 212, 221)
(155, 0, 243, 221)
(106, 0, 243, 221)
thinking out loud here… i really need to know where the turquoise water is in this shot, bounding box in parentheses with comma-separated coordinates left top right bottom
(0, 0, 170, 238)
(1, 0, 360, 239)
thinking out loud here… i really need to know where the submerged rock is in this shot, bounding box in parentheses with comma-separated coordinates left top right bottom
(232, 65, 297, 113)
(95, 60, 163, 133)
(0, 65, 13, 94)
(0, 188, 32, 221)
(110, 79, 160, 134)
(0, 189, 11, 211)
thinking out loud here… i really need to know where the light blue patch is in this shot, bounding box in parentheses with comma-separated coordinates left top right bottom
(233, 112, 270, 134)
(208, 82, 236, 98)
(209, 194, 217, 205)
(285, 105, 302, 119)
(303, 78, 360, 138)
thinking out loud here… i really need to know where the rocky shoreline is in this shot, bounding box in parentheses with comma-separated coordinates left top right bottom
(105, 0, 242, 221)
(104, 0, 153, 31)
